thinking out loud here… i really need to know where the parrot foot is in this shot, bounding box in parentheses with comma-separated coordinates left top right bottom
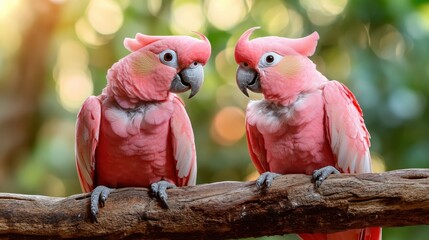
(312, 166, 340, 188)
(256, 171, 281, 190)
(90, 185, 112, 223)
(150, 180, 176, 208)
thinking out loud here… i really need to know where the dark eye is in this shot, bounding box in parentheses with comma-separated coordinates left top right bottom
(259, 52, 283, 67)
(159, 49, 178, 67)
(164, 53, 173, 62)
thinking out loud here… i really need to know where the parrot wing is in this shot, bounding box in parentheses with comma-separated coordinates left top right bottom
(170, 96, 197, 186)
(246, 121, 269, 174)
(75, 96, 101, 192)
(323, 80, 371, 174)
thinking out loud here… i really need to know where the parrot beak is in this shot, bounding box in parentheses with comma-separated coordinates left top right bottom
(236, 65, 261, 97)
(170, 62, 204, 99)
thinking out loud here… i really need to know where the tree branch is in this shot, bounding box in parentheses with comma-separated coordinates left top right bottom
(1, 169, 429, 239)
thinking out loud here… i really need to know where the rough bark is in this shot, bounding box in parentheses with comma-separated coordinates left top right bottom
(0, 169, 428, 239)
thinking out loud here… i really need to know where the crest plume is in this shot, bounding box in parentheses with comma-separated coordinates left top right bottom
(123, 33, 162, 52)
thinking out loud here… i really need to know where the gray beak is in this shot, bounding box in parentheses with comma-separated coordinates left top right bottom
(236, 65, 261, 97)
(170, 62, 204, 99)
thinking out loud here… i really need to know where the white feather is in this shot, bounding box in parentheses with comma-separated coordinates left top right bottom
(323, 81, 371, 174)
(170, 98, 196, 183)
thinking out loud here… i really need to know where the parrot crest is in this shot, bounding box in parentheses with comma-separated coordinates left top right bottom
(123, 33, 163, 52)
(235, 27, 319, 67)
(105, 32, 211, 108)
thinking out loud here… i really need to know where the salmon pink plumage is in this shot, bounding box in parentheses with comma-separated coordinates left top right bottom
(75, 32, 211, 221)
(234, 27, 381, 240)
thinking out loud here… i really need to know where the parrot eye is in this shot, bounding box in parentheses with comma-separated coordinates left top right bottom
(259, 52, 283, 68)
(159, 49, 178, 68)
(164, 53, 173, 62)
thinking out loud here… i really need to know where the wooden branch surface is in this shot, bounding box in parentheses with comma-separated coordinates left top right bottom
(1, 169, 429, 239)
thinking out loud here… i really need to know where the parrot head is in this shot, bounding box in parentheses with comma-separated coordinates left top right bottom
(234, 27, 320, 104)
(107, 32, 211, 108)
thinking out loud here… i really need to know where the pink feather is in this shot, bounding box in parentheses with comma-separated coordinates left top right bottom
(75, 33, 210, 193)
(75, 96, 100, 192)
(236, 28, 381, 240)
(75, 93, 197, 192)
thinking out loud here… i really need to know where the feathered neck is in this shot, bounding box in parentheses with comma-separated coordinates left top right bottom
(104, 58, 169, 109)
(262, 59, 328, 106)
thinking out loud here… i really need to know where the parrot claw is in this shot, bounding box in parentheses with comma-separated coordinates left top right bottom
(256, 172, 281, 190)
(90, 185, 112, 223)
(312, 166, 340, 188)
(150, 180, 176, 208)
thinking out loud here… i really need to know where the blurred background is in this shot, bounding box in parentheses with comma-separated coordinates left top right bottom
(0, 0, 428, 239)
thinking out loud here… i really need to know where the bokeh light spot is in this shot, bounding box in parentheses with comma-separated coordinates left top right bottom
(215, 48, 236, 82)
(171, 1, 204, 34)
(300, 0, 348, 26)
(211, 106, 246, 146)
(370, 153, 386, 173)
(87, 0, 123, 35)
(57, 40, 89, 70)
(0, 0, 20, 19)
(0, 22, 21, 58)
(75, 18, 108, 46)
(215, 84, 250, 109)
(306, 9, 337, 26)
(0, 0, 21, 60)
(206, 0, 247, 31)
(388, 88, 425, 121)
(417, 4, 429, 32)
(44, 174, 66, 197)
(245, 170, 259, 181)
(250, 1, 303, 37)
(147, 0, 162, 16)
(57, 69, 93, 112)
(286, 9, 304, 37)
(38, 119, 77, 176)
(371, 25, 405, 61)
(320, 0, 348, 15)
(54, 40, 93, 113)
(262, 3, 289, 34)
(320, 47, 351, 81)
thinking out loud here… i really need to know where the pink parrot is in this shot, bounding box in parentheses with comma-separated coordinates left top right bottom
(75, 32, 211, 221)
(234, 27, 382, 240)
